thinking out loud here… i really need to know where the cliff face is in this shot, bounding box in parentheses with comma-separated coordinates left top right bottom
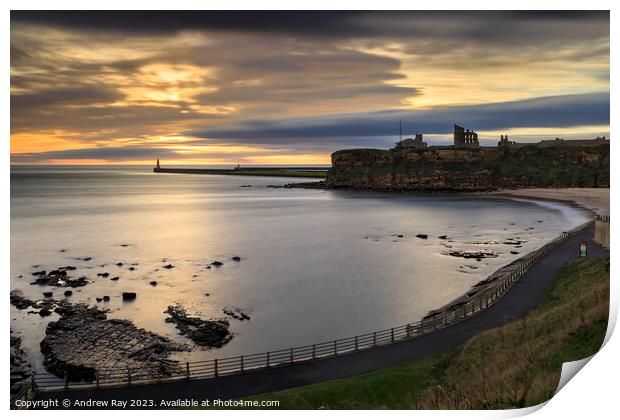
(326, 145, 609, 191)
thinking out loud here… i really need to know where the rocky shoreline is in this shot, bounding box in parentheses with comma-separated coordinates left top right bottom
(10, 335, 32, 400)
(40, 303, 188, 382)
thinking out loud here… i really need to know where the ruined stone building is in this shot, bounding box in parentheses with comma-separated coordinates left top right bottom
(393, 133, 427, 151)
(498, 135, 516, 148)
(453, 124, 479, 148)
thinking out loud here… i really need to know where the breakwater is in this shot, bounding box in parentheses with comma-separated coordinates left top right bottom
(154, 166, 328, 178)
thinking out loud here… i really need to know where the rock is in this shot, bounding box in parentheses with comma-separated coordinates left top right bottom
(396, 234, 404, 238)
(43, 292, 53, 298)
(30, 268, 88, 288)
(164, 305, 232, 348)
(116, 262, 123, 266)
(128, 267, 135, 271)
(122, 292, 137, 301)
(10, 291, 35, 310)
(163, 264, 174, 269)
(59, 249, 66, 252)
(103, 296, 110, 302)
(447, 250, 498, 259)
(149, 281, 157, 286)
(40, 303, 187, 382)
(416, 234, 428, 239)
(10, 335, 32, 402)
(239, 185, 252, 188)
(97, 272, 109, 277)
(211, 261, 224, 267)
(64, 290, 73, 297)
(96, 297, 103, 302)
(111, 276, 120, 281)
(120, 244, 129, 247)
(32, 270, 46, 276)
(510, 251, 520, 255)
(232, 256, 241, 262)
(438, 235, 448, 239)
(39, 307, 53, 317)
(223, 307, 250, 321)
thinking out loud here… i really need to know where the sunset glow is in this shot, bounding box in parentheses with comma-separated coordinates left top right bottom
(10, 11, 609, 165)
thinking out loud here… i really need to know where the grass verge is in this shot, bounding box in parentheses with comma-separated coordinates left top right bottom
(240, 257, 609, 409)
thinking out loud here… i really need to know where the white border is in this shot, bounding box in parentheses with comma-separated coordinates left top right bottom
(3, 2, 616, 419)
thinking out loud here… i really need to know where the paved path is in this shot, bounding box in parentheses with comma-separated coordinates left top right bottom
(35, 225, 608, 408)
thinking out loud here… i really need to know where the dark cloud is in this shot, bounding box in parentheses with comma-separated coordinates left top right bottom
(11, 86, 122, 110)
(189, 92, 610, 143)
(11, 11, 608, 39)
(11, 146, 182, 163)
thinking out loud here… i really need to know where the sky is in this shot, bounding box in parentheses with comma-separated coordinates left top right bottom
(10, 11, 610, 165)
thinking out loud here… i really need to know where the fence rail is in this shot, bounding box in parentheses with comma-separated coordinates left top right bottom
(27, 219, 594, 394)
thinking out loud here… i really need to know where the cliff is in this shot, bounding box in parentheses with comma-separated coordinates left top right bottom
(325, 145, 609, 191)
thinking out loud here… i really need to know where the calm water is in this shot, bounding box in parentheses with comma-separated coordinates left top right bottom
(10, 166, 589, 371)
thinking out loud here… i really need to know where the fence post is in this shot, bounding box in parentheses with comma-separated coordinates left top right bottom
(186, 361, 190, 379)
(266, 352, 270, 368)
(312, 345, 316, 360)
(406, 323, 411, 337)
(214, 359, 218, 378)
(289, 348, 294, 364)
(240, 355, 245, 372)
(334, 340, 338, 355)
(373, 331, 377, 346)
(391, 328, 395, 342)
(64, 370, 68, 391)
(355, 336, 359, 351)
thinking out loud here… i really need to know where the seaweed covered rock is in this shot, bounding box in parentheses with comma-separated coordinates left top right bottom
(164, 305, 232, 348)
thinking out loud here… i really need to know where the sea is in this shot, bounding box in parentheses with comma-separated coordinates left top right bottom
(10, 165, 590, 371)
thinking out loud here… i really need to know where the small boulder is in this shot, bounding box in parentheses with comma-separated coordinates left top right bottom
(32, 270, 46, 276)
(149, 281, 157, 286)
(163, 264, 174, 269)
(64, 290, 73, 297)
(103, 296, 110, 302)
(43, 292, 53, 298)
(211, 261, 224, 267)
(96, 297, 103, 302)
(122, 292, 137, 301)
(232, 256, 241, 262)
(416, 234, 428, 239)
(438, 235, 448, 240)
(110, 276, 119, 281)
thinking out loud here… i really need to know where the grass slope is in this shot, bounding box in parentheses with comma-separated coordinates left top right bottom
(241, 257, 609, 409)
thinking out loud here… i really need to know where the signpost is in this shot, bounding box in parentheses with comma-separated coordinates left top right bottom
(580, 241, 588, 257)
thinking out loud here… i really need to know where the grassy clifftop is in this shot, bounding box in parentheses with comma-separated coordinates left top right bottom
(242, 257, 609, 409)
(326, 145, 610, 191)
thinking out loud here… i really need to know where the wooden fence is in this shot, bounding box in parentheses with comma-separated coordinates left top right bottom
(22, 219, 594, 397)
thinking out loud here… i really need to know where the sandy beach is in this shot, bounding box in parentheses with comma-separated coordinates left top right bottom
(483, 188, 609, 215)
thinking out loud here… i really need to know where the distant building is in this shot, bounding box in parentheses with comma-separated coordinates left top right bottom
(498, 135, 516, 148)
(156, 158, 160, 169)
(453, 124, 479, 148)
(393, 133, 427, 151)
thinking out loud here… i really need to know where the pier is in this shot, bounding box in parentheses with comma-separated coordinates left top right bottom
(153, 161, 329, 178)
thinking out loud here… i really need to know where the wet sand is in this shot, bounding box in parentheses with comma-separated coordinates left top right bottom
(482, 188, 609, 214)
